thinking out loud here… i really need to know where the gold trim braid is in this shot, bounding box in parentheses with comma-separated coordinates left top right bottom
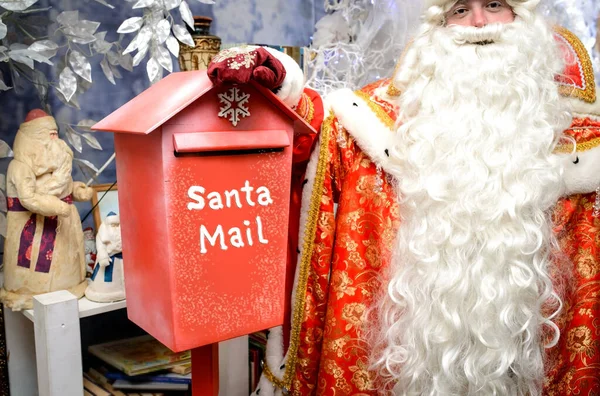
(263, 113, 335, 391)
(555, 26, 597, 104)
(555, 137, 600, 153)
(354, 90, 395, 130)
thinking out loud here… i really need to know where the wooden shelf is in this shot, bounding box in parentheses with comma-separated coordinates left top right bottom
(23, 295, 127, 322)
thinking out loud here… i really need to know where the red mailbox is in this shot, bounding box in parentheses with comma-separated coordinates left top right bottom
(93, 71, 314, 352)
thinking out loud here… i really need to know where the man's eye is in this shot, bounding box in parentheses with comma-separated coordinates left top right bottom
(453, 7, 468, 15)
(487, 1, 503, 8)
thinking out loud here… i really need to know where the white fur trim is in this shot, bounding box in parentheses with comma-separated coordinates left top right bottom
(325, 88, 398, 176)
(564, 95, 600, 118)
(263, 47, 305, 108)
(559, 145, 600, 195)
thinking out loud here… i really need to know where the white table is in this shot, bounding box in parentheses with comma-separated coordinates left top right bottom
(3, 278, 248, 396)
(4, 289, 126, 396)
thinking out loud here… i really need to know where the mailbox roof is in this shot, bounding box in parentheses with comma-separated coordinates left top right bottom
(92, 70, 315, 136)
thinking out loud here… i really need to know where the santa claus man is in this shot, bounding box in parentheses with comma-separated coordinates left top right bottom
(209, 1, 574, 394)
(375, 0, 571, 394)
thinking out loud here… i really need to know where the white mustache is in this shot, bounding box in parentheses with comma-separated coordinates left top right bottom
(448, 23, 506, 45)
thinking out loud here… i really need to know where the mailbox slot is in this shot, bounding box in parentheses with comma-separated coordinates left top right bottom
(173, 130, 290, 155)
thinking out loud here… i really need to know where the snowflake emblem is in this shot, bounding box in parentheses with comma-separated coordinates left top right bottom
(217, 87, 251, 127)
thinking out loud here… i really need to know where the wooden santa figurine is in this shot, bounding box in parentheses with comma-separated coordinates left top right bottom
(85, 212, 125, 303)
(0, 109, 93, 311)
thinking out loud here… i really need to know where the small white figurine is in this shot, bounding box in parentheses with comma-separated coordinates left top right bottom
(85, 212, 125, 303)
(83, 227, 97, 277)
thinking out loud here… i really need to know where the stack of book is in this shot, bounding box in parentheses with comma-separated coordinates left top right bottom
(84, 335, 191, 395)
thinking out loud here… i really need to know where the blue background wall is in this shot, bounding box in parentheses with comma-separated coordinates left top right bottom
(0, 0, 325, 231)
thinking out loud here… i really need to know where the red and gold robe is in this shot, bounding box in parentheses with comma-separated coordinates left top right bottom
(257, 80, 402, 395)
(544, 115, 600, 395)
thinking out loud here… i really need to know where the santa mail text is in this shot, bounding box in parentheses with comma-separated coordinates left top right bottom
(186, 180, 274, 254)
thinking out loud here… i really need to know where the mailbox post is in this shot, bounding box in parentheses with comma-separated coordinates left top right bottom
(93, 70, 314, 392)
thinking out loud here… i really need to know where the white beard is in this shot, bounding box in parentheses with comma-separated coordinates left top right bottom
(376, 15, 571, 396)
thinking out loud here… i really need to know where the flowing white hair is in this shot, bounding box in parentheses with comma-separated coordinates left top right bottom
(374, 2, 571, 395)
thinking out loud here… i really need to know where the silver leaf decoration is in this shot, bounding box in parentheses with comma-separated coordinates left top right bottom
(74, 158, 99, 173)
(0, 77, 10, 91)
(0, 20, 6, 40)
(0, 190, 6, 212)
(92, 38, 112, 54)
(9, 51, 33, 69)
(146, 56, 159, 82)
(10, 49, 52, 65)
(95, 31, 107, 41)
(163, 0, 181, 10)
(135, 25, 152, 55)
(156, 45, 172, 72)
(107, 50, 120, 65)
(69, 50, 92, 83)
(100, 58, 115, 84)
(122, 34, 139, 55)
(195, 0, 215, 4)
(119, 54, 134, 71)
(28, 40, 59, 59)
(93, 0, 114, 9)
(56, 10, 79, 26)
(132, 45, 149, 67)
(92, 31, 112, 54)
(0, 140, 13, 158)
(111, 64, 122, 79)
(0, 174, 5, 191)
(82, 133, 102, 150)
(0, 212, 6, 238)
(166, 35, 179, 57)
(117, 17, 144, 34)
(64, 20, 101, 44)
(31, 69, 47, 100)
(56, 90, 80, 109)
(179, 1, 194, 30)
(65, 125, 83, 153)
(172, 24, 194, 47)
(132, 0, 154, 8)
(77, 119, 98, 131)
(0, 46, 7, 63)
(156, 19, 171, 44)
(152, 64, 163, 84)
(9, 43, 27, 51)
(58, 66, 77, 101)
(0, 0, 39, 11)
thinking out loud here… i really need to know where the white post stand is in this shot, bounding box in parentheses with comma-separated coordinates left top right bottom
(4, 305, 37, 396)
(33, 290, 83, 396)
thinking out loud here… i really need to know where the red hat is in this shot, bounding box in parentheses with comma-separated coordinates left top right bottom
(24, 109, 50, 123)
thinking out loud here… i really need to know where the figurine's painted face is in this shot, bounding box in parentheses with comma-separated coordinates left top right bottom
(445, 0, 515, 27)
(49, 129, 58, 139)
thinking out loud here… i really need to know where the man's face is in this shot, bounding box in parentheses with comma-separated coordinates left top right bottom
(445, 0, 515, 27)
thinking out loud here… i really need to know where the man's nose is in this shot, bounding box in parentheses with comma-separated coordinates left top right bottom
(471, 7, 487, 27)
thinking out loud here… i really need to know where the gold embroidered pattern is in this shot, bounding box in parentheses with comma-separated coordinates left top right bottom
(353, 90, 395, 130)
(554, 26, 596, 104)
(554, 137, 600, 153)
(262, 113, 334, 391)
